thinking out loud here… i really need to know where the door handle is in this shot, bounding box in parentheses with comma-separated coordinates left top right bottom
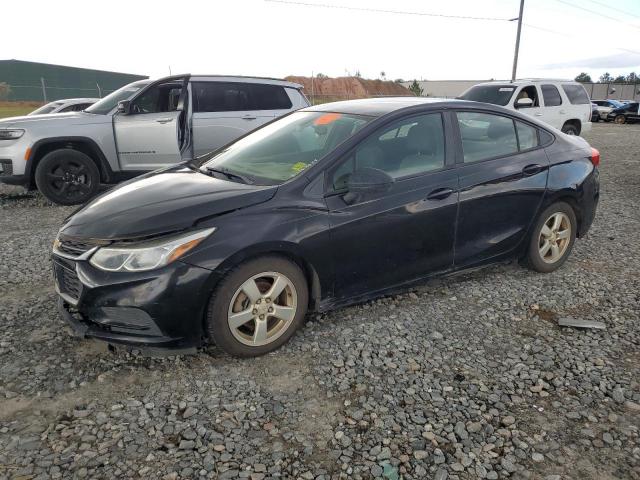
(242, 115, 257, 120)
(559, 110, 566, 114)
(156, 118, 174, 124)
(534, 113, 543, 116)
(522, 164, 544, 176)
(426, 187, 454, 200)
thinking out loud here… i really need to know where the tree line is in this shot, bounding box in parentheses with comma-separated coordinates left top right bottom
(575, 72, 639, 84)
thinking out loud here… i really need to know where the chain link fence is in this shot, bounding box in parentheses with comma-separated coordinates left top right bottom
(0, 80, 118, 103)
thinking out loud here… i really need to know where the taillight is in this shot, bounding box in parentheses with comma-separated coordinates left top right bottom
(590, 147, 600, 167)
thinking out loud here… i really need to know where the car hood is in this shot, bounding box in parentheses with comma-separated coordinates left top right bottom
(0, 111, 105, 127)
(59, 167, 278, 240)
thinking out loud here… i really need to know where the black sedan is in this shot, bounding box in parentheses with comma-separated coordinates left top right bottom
(53, 98, 600, 357)
(606, 102, 640, 124)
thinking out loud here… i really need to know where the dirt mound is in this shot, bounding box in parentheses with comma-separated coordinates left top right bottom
(285, 76, 412, 99)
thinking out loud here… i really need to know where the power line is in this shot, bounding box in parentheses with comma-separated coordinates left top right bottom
(553, 0, 640, 30)
(264, 0, 514, 21)
(583, 0, 640, 20)
(524, 23, 640, 55)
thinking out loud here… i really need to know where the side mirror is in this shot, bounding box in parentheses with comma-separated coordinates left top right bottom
(117, 100, 132, 114)
(344, 168, 394, 204)
(515, 97, 534, 109)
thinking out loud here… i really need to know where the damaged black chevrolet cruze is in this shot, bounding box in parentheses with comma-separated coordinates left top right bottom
(53, 98, 600, 357)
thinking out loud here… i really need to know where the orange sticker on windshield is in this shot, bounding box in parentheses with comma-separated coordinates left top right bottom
(313, 113, 342, 125)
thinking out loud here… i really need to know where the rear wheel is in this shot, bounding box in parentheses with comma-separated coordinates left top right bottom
(207, 256, 308, 357)
(35, 149, 100, 205)
(526, 202, 577, 273)
(614, 115, 626, 124)
(561, 123, 579, 135)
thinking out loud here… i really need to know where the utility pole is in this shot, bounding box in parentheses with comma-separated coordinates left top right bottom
(40, 77, 47, 102)
(511, 0, 525, 82)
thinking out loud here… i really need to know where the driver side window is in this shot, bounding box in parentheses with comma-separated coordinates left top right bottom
(132, 83, 183, 114)
(515, 85, 540, 108)
(330, 113, 445, 191)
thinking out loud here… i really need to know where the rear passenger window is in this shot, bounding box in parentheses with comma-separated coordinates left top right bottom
(250, 84, 292, 110)
(193, 82, 292, 112)
(541, 84, 562, 106)
(456, 112, 518, 163)
(561, 84, 590, 105)
(515, 121, 538, 150)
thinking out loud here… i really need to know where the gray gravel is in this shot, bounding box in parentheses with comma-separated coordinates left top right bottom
(1, 122, 639, 479)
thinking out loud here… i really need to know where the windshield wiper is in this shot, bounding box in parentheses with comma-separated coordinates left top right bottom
(205, 166, 254, 184)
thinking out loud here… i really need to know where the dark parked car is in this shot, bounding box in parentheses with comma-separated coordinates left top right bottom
(590, 103, 600, 122)
(53, 98, 600, 357)
(606, 102, 640, 124)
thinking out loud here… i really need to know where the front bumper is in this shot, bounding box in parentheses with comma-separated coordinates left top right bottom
(53, 254, 219, 351)
(0, 160, 29, 186)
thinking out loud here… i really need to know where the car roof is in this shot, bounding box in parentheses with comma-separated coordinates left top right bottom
(189, 75, 303, 89)
(61, 98, 99, 103)
(300, 97, 467, 117)
(473, 79, 577, 87)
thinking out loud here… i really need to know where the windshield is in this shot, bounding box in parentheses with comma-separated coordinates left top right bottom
(198, 111, 372, 185)
(29, 101, 64, 115)
(85, 81, 150, 114)
(460, 85, 516, 106)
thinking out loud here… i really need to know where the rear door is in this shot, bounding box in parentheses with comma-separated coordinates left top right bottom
(540, 84, 564, 129)
(191, 81, 294, 157)
(453, 110, 549, 267)
(113, 76, 188, 170)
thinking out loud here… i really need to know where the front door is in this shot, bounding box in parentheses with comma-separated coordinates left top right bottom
(512, 84, 547, 126)
(325, 112, 459, 300)
(453, 110, 549, 267)
(191, 82, 293, 157)
(114, 78, 187, 170)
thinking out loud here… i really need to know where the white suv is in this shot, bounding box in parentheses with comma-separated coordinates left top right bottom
(460, 80, 592, 136)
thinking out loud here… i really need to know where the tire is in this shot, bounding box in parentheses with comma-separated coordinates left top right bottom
(35, 149, 100, 205)
(206, 256, 309, 357)
(526, 202, 577, 273)
(614, 115, 626, 125)
(561, 123, 579, 135)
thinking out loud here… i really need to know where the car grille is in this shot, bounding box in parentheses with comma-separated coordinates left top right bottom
(0, 160, 13, 176)
(54, 257, 82, 302)
(57, 238, 97, 257)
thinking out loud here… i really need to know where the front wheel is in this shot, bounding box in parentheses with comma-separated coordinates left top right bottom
(526, 202, 577, 273)
(614, 115, 626, 124)
(207, 256, 308, 357)
(34, 149, 100, 205)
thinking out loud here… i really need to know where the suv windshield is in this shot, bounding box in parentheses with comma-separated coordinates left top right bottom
(85, 81, 151, 115)
(460, 85, 516, 106)
(198, 111, 372, 185)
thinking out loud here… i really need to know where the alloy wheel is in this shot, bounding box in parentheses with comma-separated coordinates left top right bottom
(227, 271, 298, 347)
(538, 212, 571, 264)
(46, 158, 93, 200)
(614, 115, 626, 124)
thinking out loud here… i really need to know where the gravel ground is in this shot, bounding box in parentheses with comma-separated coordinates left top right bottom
(0, 122, 639, 480)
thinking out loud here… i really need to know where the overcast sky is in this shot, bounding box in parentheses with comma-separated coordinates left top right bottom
(2, 0, 639, 81)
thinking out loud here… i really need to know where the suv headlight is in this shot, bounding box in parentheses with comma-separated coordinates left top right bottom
(89, 228, 215, 272)
(0, 129, 25, 140)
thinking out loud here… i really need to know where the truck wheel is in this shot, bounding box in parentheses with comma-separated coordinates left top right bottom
(35, 149, 100, 205)
(614, 115, 626, 124)
(561, 123, 579, 135)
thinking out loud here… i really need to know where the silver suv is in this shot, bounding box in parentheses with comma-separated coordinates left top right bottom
(0, 75, 309, 204)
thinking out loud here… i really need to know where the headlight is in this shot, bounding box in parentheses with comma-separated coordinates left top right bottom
(89, 227, 215, 272)
(0, 129, 25, 140)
